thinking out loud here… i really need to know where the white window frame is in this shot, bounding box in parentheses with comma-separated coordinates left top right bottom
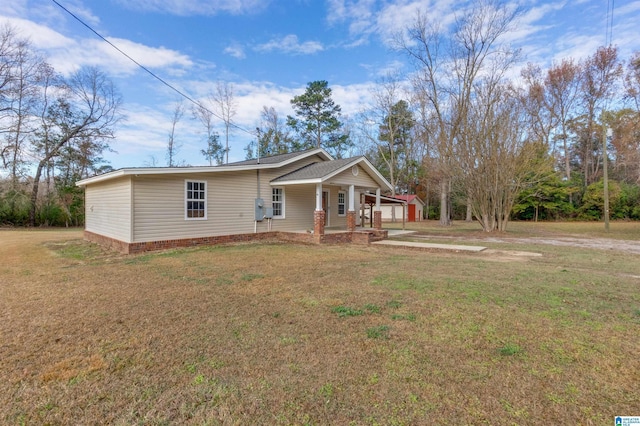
(337, 191, 346, 216)
(185, 180, 207, 220)
(272, 187, 285, 219)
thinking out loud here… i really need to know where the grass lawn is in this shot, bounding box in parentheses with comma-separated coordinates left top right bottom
(1, 223, 639, 424)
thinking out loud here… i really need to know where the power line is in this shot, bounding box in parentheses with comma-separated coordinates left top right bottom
(50, 0, 255, 137)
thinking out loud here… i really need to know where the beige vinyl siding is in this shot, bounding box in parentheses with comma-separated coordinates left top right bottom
(85, 177, 132, 242)
(257, 155, 326, 231)
(132, 171, 260, 242)
(325, 187, 347, 227)
(330, 165, 380, 188)
(128, 154, 379, 242)
(267, 184, 315, 231)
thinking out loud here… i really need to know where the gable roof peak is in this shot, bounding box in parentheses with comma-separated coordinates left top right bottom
(226, 148, 332, 167)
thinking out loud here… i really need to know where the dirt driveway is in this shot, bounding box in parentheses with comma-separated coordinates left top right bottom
(407, 233, 640, 254)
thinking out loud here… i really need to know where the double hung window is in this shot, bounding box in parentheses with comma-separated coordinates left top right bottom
(272, 187, 285, 218)
(185, 180, 207, 219)
(338, 191, 346, 216)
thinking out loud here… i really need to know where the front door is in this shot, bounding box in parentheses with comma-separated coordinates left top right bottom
(322, 190, 329, 226)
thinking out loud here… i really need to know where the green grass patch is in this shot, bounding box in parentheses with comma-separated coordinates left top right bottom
(241, 273, 265, 281)
(366, 325, 390, 339)
(331, 305, 363, 317)
(391, 313, 416, 321)
(498, 342, 523, 356)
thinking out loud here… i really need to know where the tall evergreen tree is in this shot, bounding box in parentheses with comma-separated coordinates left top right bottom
(286, 80, 351, 157)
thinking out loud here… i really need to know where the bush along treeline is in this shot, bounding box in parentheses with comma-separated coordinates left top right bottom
(3, 1, 640, 230)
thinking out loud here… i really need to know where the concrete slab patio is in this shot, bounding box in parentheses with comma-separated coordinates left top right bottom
(373, 232, 487, 252)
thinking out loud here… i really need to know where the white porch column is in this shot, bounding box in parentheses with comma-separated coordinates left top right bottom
(314, 183, 325, 237)
(348, 185, 355, 211)
(375, 188, 381, 211)
(316, 183, 323, 210)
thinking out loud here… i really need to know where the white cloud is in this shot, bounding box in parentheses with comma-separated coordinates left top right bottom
(255, 34, 324, 55)
(326, 0, 377, 37)
(0, 15, 194, 76)
(104, 37, 193, 69)
(0, 16, 75, 49)
(331, 82, 376, 116)
(54, 0, 101, 27)
(224, 43, 246, 59)
(113, 0, 270, 16)
(0, 0, 29, 16)
(325, 0, 465, 48)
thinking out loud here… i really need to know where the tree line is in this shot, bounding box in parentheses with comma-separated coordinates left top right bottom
(2, 0, 640, 231)
(248, 2, 640, 231)
(0, 25, 121, 226)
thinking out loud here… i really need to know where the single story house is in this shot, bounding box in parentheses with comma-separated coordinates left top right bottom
(380, 194, 425, 222)
(76, 148, 393, 253)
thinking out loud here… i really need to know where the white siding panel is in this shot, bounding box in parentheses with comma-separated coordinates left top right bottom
(85, 177, 132, 242)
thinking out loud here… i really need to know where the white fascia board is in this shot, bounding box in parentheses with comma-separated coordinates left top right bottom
(280, 148, 333, 164)
(76, 148, 334, 187)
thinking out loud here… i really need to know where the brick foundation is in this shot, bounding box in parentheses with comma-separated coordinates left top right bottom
(373, 210, 382, 229)
(84, 228, 389, 254)
(346, 211, 356, 231)
(314, 210, 325, 237)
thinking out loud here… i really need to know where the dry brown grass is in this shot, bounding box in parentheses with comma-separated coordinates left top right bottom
(1, 225, 639, 425)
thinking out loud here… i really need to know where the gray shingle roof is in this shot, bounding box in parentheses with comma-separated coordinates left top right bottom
(271, 157, 360, 182)
(226, 149, 319, 166)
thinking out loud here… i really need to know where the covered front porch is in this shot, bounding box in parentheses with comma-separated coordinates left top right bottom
(269, 155, 394, 244)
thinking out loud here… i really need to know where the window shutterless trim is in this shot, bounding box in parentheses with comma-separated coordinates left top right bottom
(271, 187, 285, 219)
(337, 191, 346, 216)
(185, 180, 207, 220)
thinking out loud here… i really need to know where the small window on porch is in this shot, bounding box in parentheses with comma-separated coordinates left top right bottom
(338, 191, 346, 216)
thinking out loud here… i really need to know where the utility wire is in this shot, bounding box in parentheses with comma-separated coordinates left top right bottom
(51, 0, 256, 137)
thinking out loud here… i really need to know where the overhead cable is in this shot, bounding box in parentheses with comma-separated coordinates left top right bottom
(51, 0, 255, 137)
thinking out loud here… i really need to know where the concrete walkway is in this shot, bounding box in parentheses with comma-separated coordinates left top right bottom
(374, 231, 487, 252)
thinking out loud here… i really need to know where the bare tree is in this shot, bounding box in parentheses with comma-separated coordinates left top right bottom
(576, 46, 623, 186)
(545, 59, 581, 180)
(460, 84, 544, 231)
(0, 25, 45, 188)
(396, 0, 520, 226)
(211, 81, 236, 164)
(520, 63, 557, 148)
(614, 51, 640, 183)
(626, 51, 640, 111)
(29, 66, 121, 225)
(166, 100, 184, 167)
(256, 106, 293, 157)
(193, 102, 224, 165)
(359, 75, 413, 198)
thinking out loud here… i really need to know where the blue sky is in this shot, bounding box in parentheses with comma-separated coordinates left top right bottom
(2, 0, 639, 170)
